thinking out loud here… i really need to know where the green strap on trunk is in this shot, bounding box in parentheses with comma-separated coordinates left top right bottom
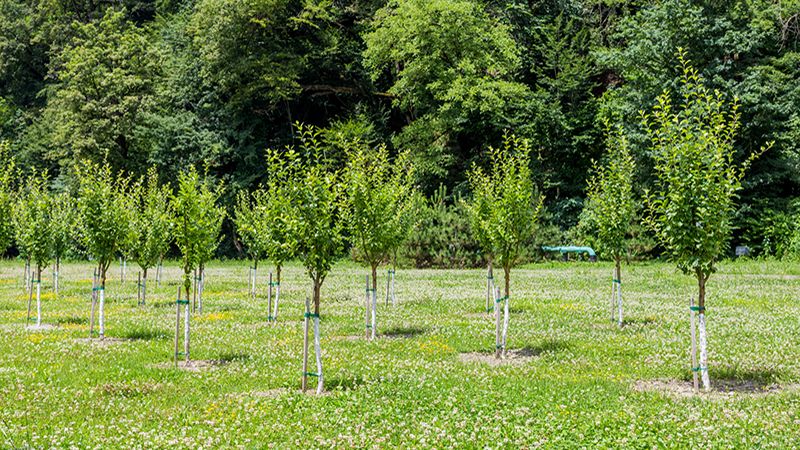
(269, 282, 280, 287)
(92, 287, 104, 292)
(690, 306, 705, 312)
(495, 295, 509, 303)
(304, 312, 319, 319)
(613, 279, 621, 283)
(176, 299, 189, 305)
(691, 366, 707, 372)
(304, 372, 319, 377)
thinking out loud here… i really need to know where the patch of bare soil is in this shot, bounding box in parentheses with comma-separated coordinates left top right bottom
(73, 337, 130, 346)
(459, 348, 537, 366)
(250, 388, 289, 398)
(152, 359, 227, 371)
(25, 323, 57, 331)
(633, 379, 799, 398)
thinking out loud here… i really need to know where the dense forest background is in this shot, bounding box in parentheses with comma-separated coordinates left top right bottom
(1, 0, 799, 264)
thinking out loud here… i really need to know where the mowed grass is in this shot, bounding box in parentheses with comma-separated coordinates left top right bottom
(0, 259, 799, 448)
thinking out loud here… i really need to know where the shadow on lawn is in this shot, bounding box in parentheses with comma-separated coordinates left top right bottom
(55, 315, 88, 325)
(382, 326, 427, 338)
(215, 352, 251, 363)
(621, 317, 658, 328)
(324, 374, 367, 391)
(681, 365, 787, 388)
(123, 328, 169, 341)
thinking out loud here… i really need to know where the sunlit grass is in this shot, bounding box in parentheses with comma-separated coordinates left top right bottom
(0, 258, 798, 447)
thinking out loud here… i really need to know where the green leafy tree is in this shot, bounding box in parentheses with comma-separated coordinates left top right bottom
(172, 167, 224, 313)
(467, 133, 543, 358)
(580, 123, 637, 326)
(287, 125, 344, 393)
(43, 8, 160, 175)
(130, 167, 173, 305)
(343, 140, 416, 311)
(234, 190, 265, 297)
(12, 172, 53, 326)
(363, 0, 531, 183)
(76, 161, 135, 337)
(643, 52, 769, 390)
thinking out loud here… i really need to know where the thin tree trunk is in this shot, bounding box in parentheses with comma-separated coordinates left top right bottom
(313, 279, 323, 393)
(494, 285, 502, 359)
(486, 258, 493, 313)
(185, 282, 191, 362)
(99, 268, 107, 339)
(391, 257, 396, 306)
(268, 272, 273, 322)
(89, 268, 98, 338)
(371, 265, 377, 340)
(616, 258, 623, 328)
(142, 268, 148, 306)
(25, 265, 34, 325)
(697, 271, 710, 390)
(302, 297, 310, 391)
(690, 296, 699, 392)
(54, 257, 59, 296)
(365, 274, 370, 339)
(35, 265, 41, 327)
(175, 286, 181, 368)
(274, 265, 282, 321)
(198, 264, 204, 314)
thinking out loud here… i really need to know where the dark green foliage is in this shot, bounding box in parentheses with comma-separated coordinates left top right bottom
(1, 0, 798, 262)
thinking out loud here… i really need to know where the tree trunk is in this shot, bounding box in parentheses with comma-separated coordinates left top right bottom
(35, 265, 42, 327)
(54, 257, 59, 296)
(100, 265, 107, 339)
(365, 274, 370, 339)
(142, 268, 148, 306)
(268, 272, 273, 322)
(615, 258, 623, 327)
(371, 264, 377, 340)
(185, 280, 191, 362)
(696, 270, 710, 390)
(302, 296, 310, 391)
(199, 264, 204, 314)
(486, 258, 494, 313)
(275, 265, 282, 320)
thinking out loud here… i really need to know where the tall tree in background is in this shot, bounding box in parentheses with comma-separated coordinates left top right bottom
(644, 52, 769, 391)
(0, 142, 15, 255)
(580, 123, 636, 327)
(42, 8, 159, 175)
(364, 0, 531, 186)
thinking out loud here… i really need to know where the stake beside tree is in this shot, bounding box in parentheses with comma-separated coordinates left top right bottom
(13, 173, 54, 328)
(130, 167, 173, 306)
(581, 124, 636, 327)
(76, 161, 135, 339)
(467, 134, 543, 359)
(643, 51, 769, 391)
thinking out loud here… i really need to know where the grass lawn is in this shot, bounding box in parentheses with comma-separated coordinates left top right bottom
(1, 258, 799, 448)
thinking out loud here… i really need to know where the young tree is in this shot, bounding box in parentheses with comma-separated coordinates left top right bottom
(234, 190, 265, 298)
(343, 141, 416, 338)
(580, 124, 636, 327)
(51, 191, 77, 296)
(464, 174, 496, 313)
(467, 134, 543, 358)
(261, 147, 301, 320)
(195, 179, 225, 313)
(644, 51, 768, 391)
(76, 161, 135, 338)
(12, 173, 53, 327)
(290, 125, 344, 394)
(172, 167, 224, 322)
(130, 167, 173, 305)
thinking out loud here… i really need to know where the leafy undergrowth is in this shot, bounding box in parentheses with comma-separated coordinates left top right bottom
(0, 259, 799, 447)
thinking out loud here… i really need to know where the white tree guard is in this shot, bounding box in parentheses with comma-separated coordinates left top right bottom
(314, 316, 323, 394)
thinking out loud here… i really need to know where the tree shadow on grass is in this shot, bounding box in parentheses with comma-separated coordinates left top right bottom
(123, 328, 169, 341)
(324, 375, 367, 391)
(55, 315, 88, 325)
(472, 339, 571, 359)
(621, 317, 657, 328)
(382, 326, 427, 338)
(215, 352, 251, 363)
(677, 365, 788, 393)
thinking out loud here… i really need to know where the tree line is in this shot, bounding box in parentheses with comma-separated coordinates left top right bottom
(1, 0, 798, 260)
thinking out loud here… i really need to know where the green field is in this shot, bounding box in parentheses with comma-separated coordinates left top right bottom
(1, 259, 799, 448)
